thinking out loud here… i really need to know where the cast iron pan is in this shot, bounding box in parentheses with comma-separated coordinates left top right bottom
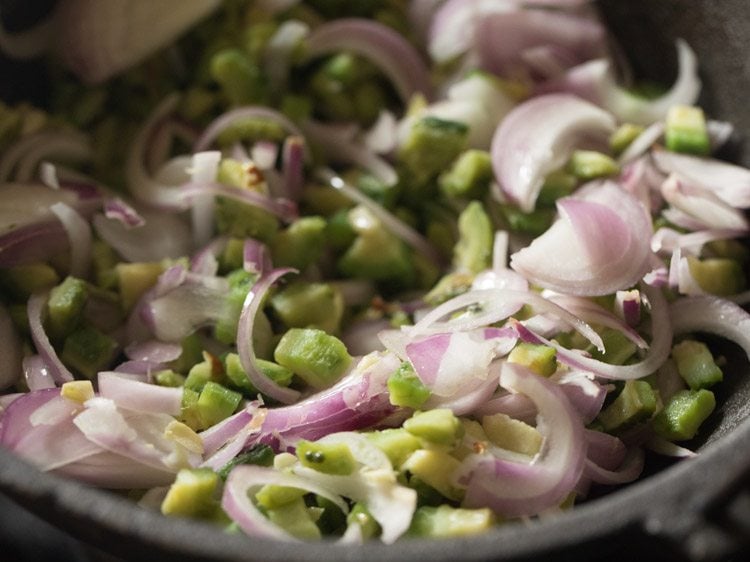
(2, 1, 750, 560)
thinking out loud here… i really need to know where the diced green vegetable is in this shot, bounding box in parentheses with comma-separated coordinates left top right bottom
(399, 116, 468, 186)
(60, 325, 119, 379)
(365, 429, 422, 469)
(46, 276, 88, 341)
(210, 48, 265, 106)
(274, 328, 352, 389)
(671, 340, 723, 390)
(481, 413, 542, 456)
(653, 389, 716, 441)
(255, 484, 307, 509)
(0, 263, 60, 300)
(161, 468, 219, 518)
(597, 380, 657, 432)
(154, 369, 186, 388)
(387, 362, 430, 409)
(270, 282, 344, 334)
(196, 381, 242, 428)
(438, 149, 493, 200)
(402, 449, 463, 501)
(686, 257, 746, 296)
(610, 123, 645, 155)
(408, 505, 496, 538)
(665, 105, 710, 155)
(499, 205, 555, 236)
(508, 343, 557, 377)
(271, 217, 327, 271)
(347, 502, 381, 540)
(566, 150, 620, 180)
(453, 201, 493, 274)
(296, 439, 357, 475)
(223, 353, 294, 395)
(589, 328, 637, 366)
(265, 497, 322, 540)
(116, 262, 164, 312)
(536, 170, 578, 206)
(403, 409, 463, 446)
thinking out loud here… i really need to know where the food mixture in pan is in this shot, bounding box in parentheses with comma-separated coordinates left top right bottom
(2, 0, 750, 543)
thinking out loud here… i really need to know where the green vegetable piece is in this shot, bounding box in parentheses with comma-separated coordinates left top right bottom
(210, 48, 265, 106)
(402, 449, 463, 501)
(255, 485, 307, 509)
(181, 388, 201, 429)
(566, 150, 620, 180)
(365, 428, 422, 469)
(686, 257, 746, 296)
(274, 328, 352, 389)
(60, 325, 118, 379)
(408, 505, 496, 538)
(224, 353, 293, 395)
(536, 170, 578, 206)
(403, 409, 464, 446)
(610, 123, 645, 155)
(180, 87, 217, 121)
(424, 272, 474, 306)
(453, 201, 493, 274)
(0, 263, 59, 300)
(326, 209, 357, 249)
(704, 239, 749, 262)
(214, 269, 255, 345)
(482, 413, 542, 456)
(500, 204, 555, 236)
(91, 240, 118, 290)
(653, 389, 716, 441)
(154, 369, 186, 388)
(215, 161, 279, 242)
(337, 207, 414, 284)
(296, 439, 357, 475)
(597, 380, 657, 433)
(399, 116, 468, 186)
(438, 149, 493, 200)
(270, 281, 344, 334)
(280, 94, 312, 123)
(116, 262, 164, 313)
(217, 444, 274, 480)
(665, 105, 711, 155)
(47, 277, 88, 341)
(508, 343, 557, 377)
(352, 81, 388, 125)
(347, 503, 381, 540)
(387, 363, 430, 409)
(161, 468, 219, 518)
(185, 353, 223, 392)
(589, 328, 637, 366)
(197, 381, 242, 428)
(671, 340, 723, 390)
(271, 217, 327, 270)
(265, 497, 322, 540)
(315, 495, 347, 535)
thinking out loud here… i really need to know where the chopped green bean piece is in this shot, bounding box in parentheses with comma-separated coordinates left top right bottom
(671, 340, 723, 390)
(653, 389, 716, 441)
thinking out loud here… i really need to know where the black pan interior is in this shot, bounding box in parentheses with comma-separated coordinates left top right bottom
(2, 1, 750, 561)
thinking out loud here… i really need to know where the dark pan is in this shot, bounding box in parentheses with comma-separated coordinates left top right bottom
(2, 0, 750, 560)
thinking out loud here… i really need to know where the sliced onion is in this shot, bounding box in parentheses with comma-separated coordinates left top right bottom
(652, 149, 750, 209)
(237, 268, 300, 404)
(510, 182, 652, 296)
(512, 284, 672, 380)
(103, 197, 145, 228)
(316, 168, 442, 264)
(408, 287, 603, 351)
(222, 464, 346, 540)
(190, 236, 228, 276)
(491, 94, 616, 212)
(583, 447, 644, 485)
(475, 8, 605, 77)
(539, 40, 700, 126)
(50, 202, 92, 278)
(281, 136, 305, 201)
(584, 429, 625, 471)
(618, 122, 664, 165)
(27, 292, 75, 384)
(305, 18, 432, 102)
(55, 0, 221, 83)
(669, 296, 750, 359)
(194, 106, 305, 153)
(459, 361, 586, 517)
(292, 432, 417, 543)
(614, 289, 642, 328)
(189, 151, 221, 247)
(424, 365, 500, 416)
(98, 372, 183, 416)
(660, 174, 749, 232)
(0, 130, 92, 184)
